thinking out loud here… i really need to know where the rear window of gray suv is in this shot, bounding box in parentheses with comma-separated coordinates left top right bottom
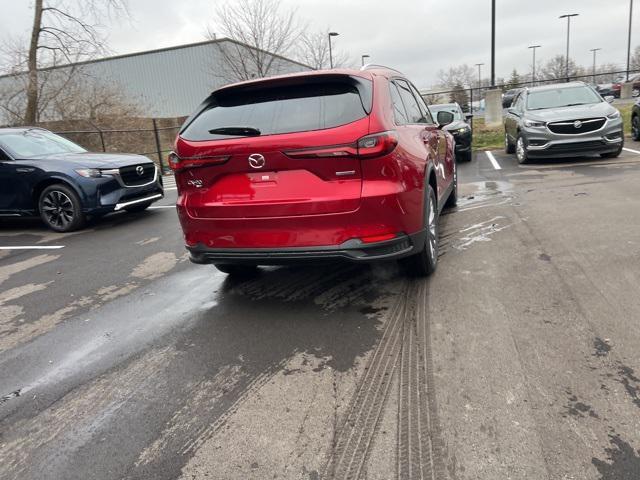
(527, 86, 602, 110)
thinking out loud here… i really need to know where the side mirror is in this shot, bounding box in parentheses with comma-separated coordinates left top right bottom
(507, 107, 518, 115)
(465, 113, 474, 120)
(604, 95, 615, 104)
(437, 111, 454, 127)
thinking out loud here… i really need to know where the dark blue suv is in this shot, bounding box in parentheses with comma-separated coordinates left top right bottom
(0, 128, 164, 231)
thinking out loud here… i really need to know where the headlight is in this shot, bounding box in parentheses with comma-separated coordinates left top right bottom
(524, 119, 545, 128)
(75, 168, 102, 178)
(454, 127, 469, 134)
(607, 111, 621, 119)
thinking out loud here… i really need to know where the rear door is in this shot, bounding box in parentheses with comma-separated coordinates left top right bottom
(175, 76, 372, 219)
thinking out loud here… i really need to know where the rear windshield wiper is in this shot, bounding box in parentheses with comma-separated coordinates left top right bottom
(208, 126, 261, 136)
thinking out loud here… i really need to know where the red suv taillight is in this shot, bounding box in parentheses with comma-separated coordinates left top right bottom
(284, 130, 398, 160)
(168, 151, 230, 171)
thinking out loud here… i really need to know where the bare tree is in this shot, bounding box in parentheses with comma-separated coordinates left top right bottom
(297, 29, 351, 70)
(631, 45, 640, 71)
(540, 55, 583, 81)
(23, 0, 128, 124)
(208, 0, 301, 82)
(436, 64, 475, 89)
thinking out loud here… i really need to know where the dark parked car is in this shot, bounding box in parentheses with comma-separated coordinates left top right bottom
(429, 103, 472, 161)
(171, 66, 457, 277)
(632, 99, 640, 141)
(0, 128, 164, 231)
(502, 88, 523, 108)
(504, 82, 624, 164)
(612, 74, 640, 98)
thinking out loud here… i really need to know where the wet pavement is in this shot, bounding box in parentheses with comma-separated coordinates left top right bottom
(2, 149, 640, 479)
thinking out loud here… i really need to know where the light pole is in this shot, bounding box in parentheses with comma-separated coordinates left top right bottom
(491, 0, 496, 86)
(590, 48, 602, 84)
(528, 45, 541, 85)
(328, 32, 339, 69)
(627, 0, 634, 81)
(559, 13, 579, 82)
(475, 63, 484, 88)
(361, 54, 370, 67)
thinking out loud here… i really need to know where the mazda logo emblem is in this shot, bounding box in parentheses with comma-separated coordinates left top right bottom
(248, 153, 266, 169)
(573, 120, 583, 129)
(136, 165, 145, 176)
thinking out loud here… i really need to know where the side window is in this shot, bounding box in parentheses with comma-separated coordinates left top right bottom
(389, 82, 408, 125)
(0, 147, 9, 161)
(513, 93, 524, 112)
(395, 79, 425, 124)
(409, 83, 435, 124)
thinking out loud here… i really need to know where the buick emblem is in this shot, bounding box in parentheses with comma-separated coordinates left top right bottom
(248, 153, 266, 169)
(136, 165, 145, 176)
(573, 120, 583, 129)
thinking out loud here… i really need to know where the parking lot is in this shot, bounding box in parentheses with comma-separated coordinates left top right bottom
(1, 147, 640, 479)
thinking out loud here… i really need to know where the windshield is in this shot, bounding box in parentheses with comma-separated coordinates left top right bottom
(526, 86, 602, 110)
(428, 105, 462, 121)
(0, 130, 86, 158)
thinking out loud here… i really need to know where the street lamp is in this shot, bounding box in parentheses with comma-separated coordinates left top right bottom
(328, 32, 339, 69)
(475, 63, 484, 88)
(528, 45, 541, 86)
(491, 0, 496, 87)
(590, 48, 602, 84)
(626, 0, 634, 81)
(361, 54, 370, 67)
(559, 13, 579, 82)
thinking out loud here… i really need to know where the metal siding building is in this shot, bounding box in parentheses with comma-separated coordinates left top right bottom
(0, 39, 312, 119)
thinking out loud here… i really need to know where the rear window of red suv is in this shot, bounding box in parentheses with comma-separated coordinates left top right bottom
(181, 77, 372, 141)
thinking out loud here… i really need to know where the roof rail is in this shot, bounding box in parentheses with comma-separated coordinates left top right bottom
(360, 63, 404, 75)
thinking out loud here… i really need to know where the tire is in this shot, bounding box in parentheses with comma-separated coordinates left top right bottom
(600, 146, 623, 158)
(505, 132, 515, 154)
(515, 134, 529, 164)
(444, 162, 457, 208)
(125, 202, 152, 213)
(38, 184, 86, 232)
(632, 115, 640, 141)
(214, 264, 259, 276)
(399, 184, 438, 277)
(458, 149, 472, 162)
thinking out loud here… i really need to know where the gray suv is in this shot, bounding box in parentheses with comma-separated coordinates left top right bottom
(504, 81, 624, 163)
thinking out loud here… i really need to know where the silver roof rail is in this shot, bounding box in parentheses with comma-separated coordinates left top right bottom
(360, 63, 404, 75)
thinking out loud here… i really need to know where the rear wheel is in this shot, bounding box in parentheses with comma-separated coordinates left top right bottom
(39, 184, 86, 232)
(215, 264, 259, 276)
(516, 134, 529, 164)
(505, 132, 515, 154)
(399, 184, 438, 277)
(632, 115, 640, 141)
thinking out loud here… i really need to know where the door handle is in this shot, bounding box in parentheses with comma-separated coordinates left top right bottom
(16, 168, 35, 173)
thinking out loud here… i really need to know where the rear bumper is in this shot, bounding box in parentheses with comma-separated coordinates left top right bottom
(187, 231, 425, 265)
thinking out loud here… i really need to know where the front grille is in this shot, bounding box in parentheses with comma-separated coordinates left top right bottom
(548, 141, 605, 152)
(119, 163, 156, 186)
(547, 117, 606, 135)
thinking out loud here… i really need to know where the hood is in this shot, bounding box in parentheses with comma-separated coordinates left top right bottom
(525, 102, 616, 122)
(35, 152, 154, 168)
(443, 120, 469, 131)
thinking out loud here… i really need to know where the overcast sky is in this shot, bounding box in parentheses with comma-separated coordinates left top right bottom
(2, 0, 637, 89)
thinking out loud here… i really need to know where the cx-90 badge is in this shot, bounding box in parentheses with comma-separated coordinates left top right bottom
(248, 153, 266, 169)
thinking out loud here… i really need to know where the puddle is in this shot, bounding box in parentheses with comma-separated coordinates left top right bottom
(457, 181, 516, 212)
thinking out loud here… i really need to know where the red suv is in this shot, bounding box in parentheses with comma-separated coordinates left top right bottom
(170, 66, 457, 276)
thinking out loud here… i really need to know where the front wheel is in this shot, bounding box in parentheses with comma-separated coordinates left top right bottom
(632, 115, 640, 141)
(516, 135, 529, 164)
(39, 184, 86, 232)
(399, 184, 438, 277)
(458, 149, 472, 162)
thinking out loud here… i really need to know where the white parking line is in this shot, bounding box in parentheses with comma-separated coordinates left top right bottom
(164, 187, 177, 191)
(485, 151, 502, 170)
(0, 245, 65, 250)
(623, 147, 640, 155)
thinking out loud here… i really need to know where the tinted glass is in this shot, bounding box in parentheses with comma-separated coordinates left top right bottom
(0, 130, 86, 158)
(527, 86, 602, 110)
(395, 80, 426, 124)
(182, 81, 369, 141)
(429, 104, 463, 121)
(389, 82, 409, 125)
(409, 84, 435, 123)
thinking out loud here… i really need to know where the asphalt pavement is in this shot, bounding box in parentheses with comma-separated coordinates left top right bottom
(2, 148, 640, 479)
